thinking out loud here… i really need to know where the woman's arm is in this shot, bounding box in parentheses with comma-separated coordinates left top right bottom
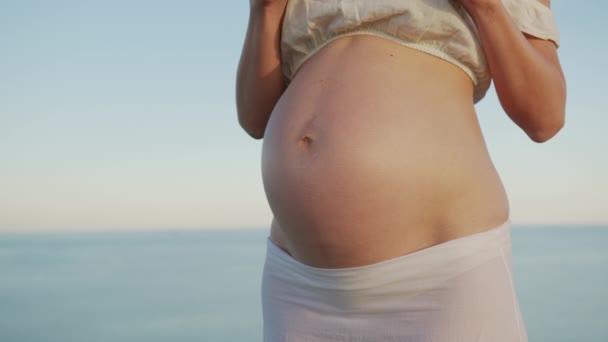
(236, 1, 288, 140)
(460, 0, 567, 143)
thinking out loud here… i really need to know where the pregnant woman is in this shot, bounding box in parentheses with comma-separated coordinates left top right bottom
(236, 0, 566, 340)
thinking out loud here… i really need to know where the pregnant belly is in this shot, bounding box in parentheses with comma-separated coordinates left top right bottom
(261, 35, 509, 268)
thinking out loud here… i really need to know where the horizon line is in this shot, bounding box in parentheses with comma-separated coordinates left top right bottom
(1, 222, 608, 235)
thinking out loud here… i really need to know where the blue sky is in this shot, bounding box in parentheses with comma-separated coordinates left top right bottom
(1, 1, 606, 232)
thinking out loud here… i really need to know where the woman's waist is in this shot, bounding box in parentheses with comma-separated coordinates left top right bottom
(267, 183, 510, 269)
(266, 219, 513, 293)
(262, 114, 510, 268)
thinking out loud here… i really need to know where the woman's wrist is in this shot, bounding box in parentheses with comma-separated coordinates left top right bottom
(458, 0, 502, 19)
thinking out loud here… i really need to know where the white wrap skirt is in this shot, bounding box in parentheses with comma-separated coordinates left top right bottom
(261, 219, 528, 341)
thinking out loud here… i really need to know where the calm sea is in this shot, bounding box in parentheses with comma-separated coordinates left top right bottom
(1, 225, 607, 342)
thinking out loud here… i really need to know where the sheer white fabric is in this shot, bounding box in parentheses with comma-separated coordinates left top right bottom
(261, 220, 528, 341)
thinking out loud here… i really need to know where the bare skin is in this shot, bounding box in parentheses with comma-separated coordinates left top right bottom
(262, 35, 509, 268)
(237, 0, 566, 269)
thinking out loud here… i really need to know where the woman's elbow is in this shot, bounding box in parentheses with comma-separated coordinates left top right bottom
(531, 80, 567, 143)
(527, 118, 564, 143)
(519, 86, 567, 143)
(237, 108, 267, 140)
(526, 107, 566, 143)
(242, 123, 266, 140)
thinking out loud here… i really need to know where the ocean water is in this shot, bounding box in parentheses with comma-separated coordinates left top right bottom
(0, 225, 607, 342)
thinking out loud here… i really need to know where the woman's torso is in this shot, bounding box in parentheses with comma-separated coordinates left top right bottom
(261, 34, 509, 269)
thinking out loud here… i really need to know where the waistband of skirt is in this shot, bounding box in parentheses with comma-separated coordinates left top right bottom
(264, 219, 512, 290)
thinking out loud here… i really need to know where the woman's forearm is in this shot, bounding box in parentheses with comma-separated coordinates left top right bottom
(463, 0, 566, 142)
(236, 2, 287, 139)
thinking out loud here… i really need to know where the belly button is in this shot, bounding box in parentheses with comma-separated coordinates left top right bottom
(298, 135, 313, 147)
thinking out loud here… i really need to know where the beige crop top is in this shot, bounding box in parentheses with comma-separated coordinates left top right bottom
(280, 0, 560, 103)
